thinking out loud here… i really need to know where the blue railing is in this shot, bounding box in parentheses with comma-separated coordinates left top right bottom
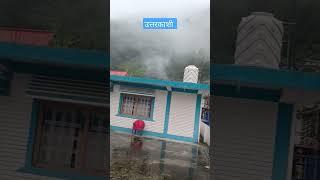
(202, 111, 210, 126)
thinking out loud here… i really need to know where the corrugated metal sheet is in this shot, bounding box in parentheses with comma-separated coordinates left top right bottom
(119, 85, 155, 95)
(0, 73, 61, 180)
(110, 70, 128, 76)
(26, 75, 108, 106)
(168, 92, 197, 138)
(212, 96, 278, 180)
(0, 28, 54, 46)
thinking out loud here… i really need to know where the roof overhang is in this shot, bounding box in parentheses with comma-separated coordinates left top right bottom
(110, 75, 210, 92)
(0, 43, 108, 82)
(0, 43, 108, 70)
(212, 64, 320, 103)
(212, 64, 320, 91)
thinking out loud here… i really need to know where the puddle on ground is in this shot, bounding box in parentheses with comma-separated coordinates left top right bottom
(110, 131, 209, 180)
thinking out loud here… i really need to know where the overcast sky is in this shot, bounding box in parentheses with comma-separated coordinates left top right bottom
(111, 0, 209, 19)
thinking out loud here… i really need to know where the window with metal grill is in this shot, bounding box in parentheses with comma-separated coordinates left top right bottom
(32, 101, 107, 176)
(120, 93, 153, 119)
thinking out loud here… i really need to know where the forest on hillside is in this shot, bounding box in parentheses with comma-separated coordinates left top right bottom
(111, 7, 210, 82)
(0, 0, 108, 51)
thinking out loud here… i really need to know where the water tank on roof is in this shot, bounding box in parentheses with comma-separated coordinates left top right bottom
(234, 12, 284, 69)
(183, 65, 199, 83)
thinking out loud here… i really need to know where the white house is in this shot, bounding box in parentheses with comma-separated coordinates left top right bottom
(0, 42, 108, 180)
(211, 64, 320, 180)
(211, 12, 320, 180)
(110, 68, 209, 144)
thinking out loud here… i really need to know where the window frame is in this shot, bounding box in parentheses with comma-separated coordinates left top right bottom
(117, 92, 155, 121)
(29, 100, 107, 177)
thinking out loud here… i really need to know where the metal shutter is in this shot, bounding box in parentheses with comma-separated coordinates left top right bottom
(26, 75, 108, 106)
(119, 85, 155, 96)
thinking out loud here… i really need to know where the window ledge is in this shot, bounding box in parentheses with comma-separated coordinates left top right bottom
(116, 114, 154, 121)
(17, 167, 106, 180)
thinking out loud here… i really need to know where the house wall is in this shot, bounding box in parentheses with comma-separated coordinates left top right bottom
(110, 84, 202, 143)
(110, 84, 167, 133)
(0, 73, 60, 180)
(0, 72, 107, 180)
(168, 92, 197, 138)
(200, 121, 210, 145)
(212, 96, 278, 180)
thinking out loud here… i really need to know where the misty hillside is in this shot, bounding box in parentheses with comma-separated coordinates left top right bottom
(111, 8, 210, 82)
(0, 1, 210, 81)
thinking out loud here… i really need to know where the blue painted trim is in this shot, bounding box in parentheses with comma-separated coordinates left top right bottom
(163, 91, 172, 135)
(193, 94, 202, 143)
(0, 42, 108, 70)
(111, 125, 194, 143)
(150, 96, 156, 119)
(113, 81, 167, 91)
(117, 93, 155, 121)
(172, 88, 198, 94)
(212, 64, 320, 91)
(164, 134, 194, 143)
(272, 103, 294, 180)
(111, 75, 209, 91)
(25, 100, 39, 168)
(13, 62, 106, 82)
(23, 100, 106, 180)
(117, 93, 123, 115)
(213, 84, 281, 102)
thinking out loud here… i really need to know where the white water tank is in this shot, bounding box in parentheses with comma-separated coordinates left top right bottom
(234, 12, 284, 69)
(183, 65, 199, 83)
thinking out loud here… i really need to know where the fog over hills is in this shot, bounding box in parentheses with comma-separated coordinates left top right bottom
(111, 0, 210, 81)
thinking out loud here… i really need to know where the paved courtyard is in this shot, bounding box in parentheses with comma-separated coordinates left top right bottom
(110, 131, 210, 180)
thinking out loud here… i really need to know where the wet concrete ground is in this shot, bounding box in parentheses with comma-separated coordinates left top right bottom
(110, 131, 210, 180)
